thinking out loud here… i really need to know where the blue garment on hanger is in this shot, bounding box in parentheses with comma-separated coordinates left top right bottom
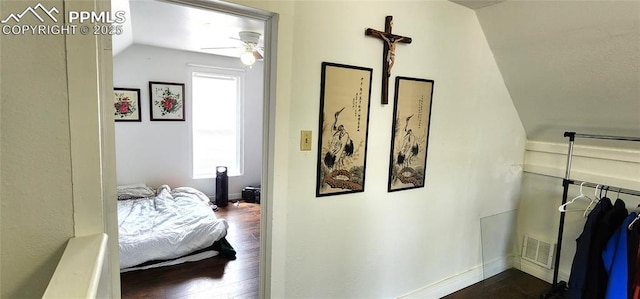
(602, 212, 637, 299)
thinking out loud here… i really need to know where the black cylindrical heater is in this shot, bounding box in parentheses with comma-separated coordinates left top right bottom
(215, 166, 229, 207)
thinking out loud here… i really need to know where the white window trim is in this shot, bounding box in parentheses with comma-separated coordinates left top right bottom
(188, 65, 246, 179)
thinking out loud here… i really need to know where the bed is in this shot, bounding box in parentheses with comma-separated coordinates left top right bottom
(117, 184, 233, 272)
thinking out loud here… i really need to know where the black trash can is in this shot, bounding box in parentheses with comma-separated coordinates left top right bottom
(215, 166, 229, 207)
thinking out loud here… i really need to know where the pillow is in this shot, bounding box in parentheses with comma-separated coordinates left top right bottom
(117, 184, 156, 200)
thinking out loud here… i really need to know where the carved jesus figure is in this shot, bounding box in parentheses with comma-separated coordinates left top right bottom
(365, 16, 412, 104)
(378, 32, 411, 74)
(366, 20, 411, 74)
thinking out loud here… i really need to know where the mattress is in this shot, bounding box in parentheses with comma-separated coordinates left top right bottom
(117, 185, 229, 270)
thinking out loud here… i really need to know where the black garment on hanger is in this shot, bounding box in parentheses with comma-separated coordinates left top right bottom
(568, 197, 612, 299)
(583, 198, 628, 299)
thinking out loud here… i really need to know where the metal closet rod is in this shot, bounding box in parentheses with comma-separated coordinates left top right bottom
(565, 131, 640, 142)
(562, 131, 640, 179)
(567, 180, 640, 197)
(547, 130, 640, 295)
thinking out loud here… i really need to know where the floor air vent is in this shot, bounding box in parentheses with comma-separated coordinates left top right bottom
(522, 234, 555, 269)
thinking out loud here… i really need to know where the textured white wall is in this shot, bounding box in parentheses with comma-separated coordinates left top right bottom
(0, 1, 75, 297)
(113, 44, 263, 198)
(231, 0, 526, 297)
(286, 2, 525, 297)
(476, 1, 640, 144)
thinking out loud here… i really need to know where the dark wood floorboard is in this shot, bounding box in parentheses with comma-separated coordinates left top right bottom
(121, 201, 261, 299)
(442, 268, 563, 299)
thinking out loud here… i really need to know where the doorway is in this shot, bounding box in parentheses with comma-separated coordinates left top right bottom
(110, 0, 277, 297)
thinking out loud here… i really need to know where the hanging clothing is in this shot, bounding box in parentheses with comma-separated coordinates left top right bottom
(584, 198, 629, 299)
(603, 212, 637, 299)
(568, 197, 612, 299)
(628, 214, 640, 298)
(633, 241, 640, 299)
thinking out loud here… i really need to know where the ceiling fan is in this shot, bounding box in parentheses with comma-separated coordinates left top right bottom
(202, 31, 264, 66)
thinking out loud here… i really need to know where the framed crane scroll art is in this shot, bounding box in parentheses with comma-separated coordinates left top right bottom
(388, 76, 434, 192)
(316, 62, 373, 197)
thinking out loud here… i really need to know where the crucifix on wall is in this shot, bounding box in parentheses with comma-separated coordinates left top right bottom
(365, 16, 412, 104)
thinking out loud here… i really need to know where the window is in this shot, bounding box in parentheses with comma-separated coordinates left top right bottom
(191, 71, 243, 178)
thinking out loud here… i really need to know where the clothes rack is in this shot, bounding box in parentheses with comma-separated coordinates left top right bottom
(542, 131, 640, 298)
(564, 182, 640, 198)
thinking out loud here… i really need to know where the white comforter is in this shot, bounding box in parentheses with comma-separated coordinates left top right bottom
(118, 185, 228, 270)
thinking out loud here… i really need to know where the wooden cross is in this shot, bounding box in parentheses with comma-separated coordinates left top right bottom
(365, 16, 412, 104)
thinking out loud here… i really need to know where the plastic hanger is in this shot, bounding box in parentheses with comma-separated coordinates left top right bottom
(559, 182, 594, 212)
(627, 191, 640, 230)
(628, 205, 640, 230)
(582, 184, 602, 217)
(629, 216, 640, 230)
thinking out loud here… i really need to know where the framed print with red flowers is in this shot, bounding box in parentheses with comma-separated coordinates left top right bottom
(114, 88, 141, 122)
(149, 81, 186, 121)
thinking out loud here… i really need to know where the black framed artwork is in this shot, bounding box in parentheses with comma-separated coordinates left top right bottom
(149, 81, 186, 121)
(316, 62, 373, 197)
(388, 76, 434, 192)
(113, 88, 141, 122)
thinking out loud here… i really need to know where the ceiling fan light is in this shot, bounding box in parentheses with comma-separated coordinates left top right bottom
(240, 50, 256, 66)
(238, 31, 261, 45)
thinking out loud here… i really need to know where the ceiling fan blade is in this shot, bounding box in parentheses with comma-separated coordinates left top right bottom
(201, 46, 240, 50)
(253, 49, 263, 60)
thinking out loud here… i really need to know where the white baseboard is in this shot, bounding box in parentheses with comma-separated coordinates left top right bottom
(483, 255, 515, 279)
(397, 256, 514, 298)
(519, 258, 570, 284)
(396, 266, 483, 298)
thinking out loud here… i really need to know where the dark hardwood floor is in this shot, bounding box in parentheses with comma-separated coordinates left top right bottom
(121, 201, 261, 299)
(122, 203, 557, 299)
(443, 268, 562, 299)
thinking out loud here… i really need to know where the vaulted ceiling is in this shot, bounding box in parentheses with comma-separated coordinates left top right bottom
(453, 0, 640, 148)
(111, 0, 264, 57)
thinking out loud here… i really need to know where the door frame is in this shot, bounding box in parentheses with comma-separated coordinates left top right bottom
(116, 0, 278, 297)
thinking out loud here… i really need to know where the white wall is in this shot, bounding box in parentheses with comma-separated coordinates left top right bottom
(231, 0, 526, 297)
(286, 2, 525, 297)
(1, 1, 75, 297)
(518, 141, 640, 282)
(2, 0, 119, 297)
(113, 44, 263, 198)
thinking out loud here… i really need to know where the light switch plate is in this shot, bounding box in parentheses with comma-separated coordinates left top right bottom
(300, 130, 312, 151)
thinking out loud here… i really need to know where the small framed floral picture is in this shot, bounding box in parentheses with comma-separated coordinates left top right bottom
(149, 81, 186, 121)
(114, 88, 141, 122)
